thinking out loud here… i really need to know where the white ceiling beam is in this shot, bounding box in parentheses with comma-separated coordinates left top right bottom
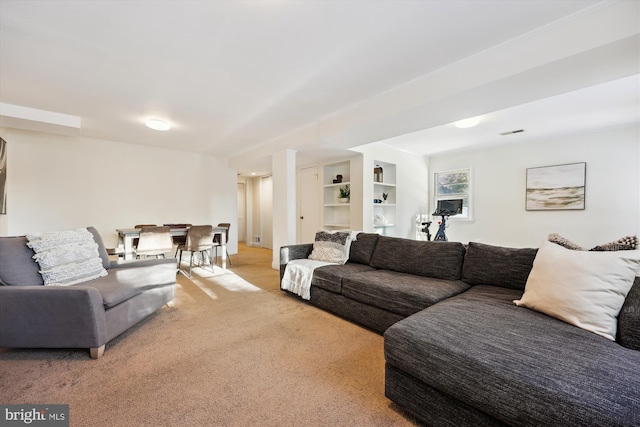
(0, 103, 81, 129)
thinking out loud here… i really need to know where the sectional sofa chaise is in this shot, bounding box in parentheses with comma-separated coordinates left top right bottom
(0, 227, 176, 359)
(280, 233, 640, 426)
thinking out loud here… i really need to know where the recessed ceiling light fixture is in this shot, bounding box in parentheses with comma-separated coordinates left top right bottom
(499, 129, 525, 135)
(454, 117, 480, 128)
(145, 119, 171, 131)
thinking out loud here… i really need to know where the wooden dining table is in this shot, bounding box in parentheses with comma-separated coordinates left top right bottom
(115, 226, 228, 268)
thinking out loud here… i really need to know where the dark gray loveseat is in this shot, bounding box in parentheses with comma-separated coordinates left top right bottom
(0, 227, 176, 359)
(280, 233, 640, 426)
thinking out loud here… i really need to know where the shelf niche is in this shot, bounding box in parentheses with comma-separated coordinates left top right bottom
(372, 160, 396, 235)
(322, 160, 352, 230)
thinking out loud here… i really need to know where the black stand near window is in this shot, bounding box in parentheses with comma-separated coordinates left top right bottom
(422, 199, 462, 242)
(432, 211, 455, 241)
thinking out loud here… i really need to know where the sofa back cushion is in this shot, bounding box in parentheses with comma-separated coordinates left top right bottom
(617, 276, 640, 351)
(0, 236, 44, 286)
(348, 233, 380, 265)
(87, 226, 111, 269)
(461, 242, 538, 291)
(369, 236, 466, 280)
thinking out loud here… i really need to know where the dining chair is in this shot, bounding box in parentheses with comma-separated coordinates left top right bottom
(212, 223, 232, 266)
(176, 225, 214, 277)
(165, 223, 192, 257)
(135, 226, 174, 259)
(133, 223, 156, 250)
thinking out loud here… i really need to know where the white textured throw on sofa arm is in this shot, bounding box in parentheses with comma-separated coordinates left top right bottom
(281, 259, 336, 300)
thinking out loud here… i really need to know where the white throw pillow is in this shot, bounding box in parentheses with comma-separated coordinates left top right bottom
(308, 229, 354, 264)
(26, 228, 108, 286)
(514, 240, 640, 341)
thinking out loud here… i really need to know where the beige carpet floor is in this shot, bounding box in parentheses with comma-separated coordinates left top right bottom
(0, 244, 421, 426)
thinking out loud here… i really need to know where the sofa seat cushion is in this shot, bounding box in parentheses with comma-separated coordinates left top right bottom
(312, 262, 377, 294)
(342, 270, 470, 317)
(369, 237, 466, 280)
(77, 260, 176, 309)
(384, 285, 640, 426)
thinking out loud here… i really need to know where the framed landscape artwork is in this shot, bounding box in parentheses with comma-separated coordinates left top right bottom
(0, 138, 5, 214)
(526, 162, 586, 211)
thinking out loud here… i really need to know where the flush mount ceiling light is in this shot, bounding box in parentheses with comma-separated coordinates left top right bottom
(500, 129, 525, 135)
(454, 117, 480, 128)
(145, 119, 171, 131)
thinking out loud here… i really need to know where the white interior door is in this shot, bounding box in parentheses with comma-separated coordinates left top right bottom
(260, 175, 273, 249)
(299, 166, 319, 243)
(237, 182, 246, 243)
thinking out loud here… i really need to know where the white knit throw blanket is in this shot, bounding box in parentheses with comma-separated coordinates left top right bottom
(281, 259, 336, 300)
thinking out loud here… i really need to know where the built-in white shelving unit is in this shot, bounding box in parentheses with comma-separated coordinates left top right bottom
(322, 161, 351, 229)
(372, 161, 396, 235)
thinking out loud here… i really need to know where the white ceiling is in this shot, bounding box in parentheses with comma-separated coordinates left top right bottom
(0, 0, 638, 176)
(374, 75, 640, 155)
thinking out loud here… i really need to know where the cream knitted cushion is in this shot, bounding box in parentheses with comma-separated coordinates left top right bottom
(26, 228, 108, 286)
(514, 240, 640, 341)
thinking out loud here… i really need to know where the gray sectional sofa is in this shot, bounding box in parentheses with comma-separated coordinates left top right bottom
(280, 233, 640, 426)
(0, 227, 176, 359)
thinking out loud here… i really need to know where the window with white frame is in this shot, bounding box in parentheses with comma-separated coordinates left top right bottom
(433, 168, 471, 219)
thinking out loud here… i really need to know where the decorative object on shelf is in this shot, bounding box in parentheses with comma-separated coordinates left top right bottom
(526, 162, 586, 211)
(333, 174, 343, 184)
(374, 214, 387, 226)
(374, 198, 382, 204)
(374, 164, 383, 182)
(382, 192, 388, 203)
(338, 184, 350, 203)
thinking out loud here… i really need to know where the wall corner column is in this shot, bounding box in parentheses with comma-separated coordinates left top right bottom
(271, 149, 297, 269)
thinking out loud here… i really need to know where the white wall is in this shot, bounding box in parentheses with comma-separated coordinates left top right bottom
(0, 127, 238, 253)
(428, 124, 640, 248)
(351, 143, 430, 239)
(240, 175, 269, 248)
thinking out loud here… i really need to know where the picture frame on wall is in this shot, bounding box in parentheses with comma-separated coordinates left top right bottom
(526, 162, 586, 211)
(0, 137, 6, 214)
